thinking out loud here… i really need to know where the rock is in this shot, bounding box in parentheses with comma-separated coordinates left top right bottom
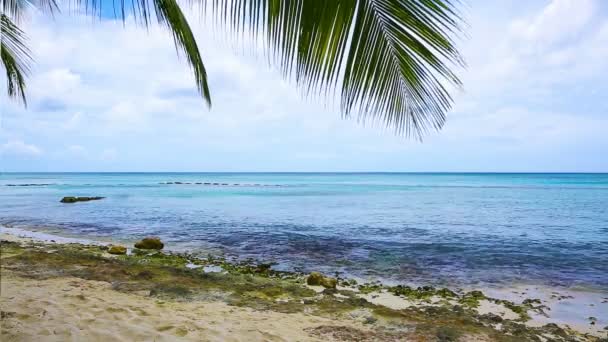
(322, 287, 338, 295)
(60, 196, 105, 203)
(322, 277, 338, 289)
(307, 272, 324, 286)
(306, 272, 337, 289)
(108, 245, 127, 255)
(363, 316, 377, 325)
(480, 313, 503, 323)
(255, 263, 274, 273)
(134, 237, 164, 250)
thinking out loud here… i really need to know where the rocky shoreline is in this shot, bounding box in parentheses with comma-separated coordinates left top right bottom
(1, 231, 606, 341)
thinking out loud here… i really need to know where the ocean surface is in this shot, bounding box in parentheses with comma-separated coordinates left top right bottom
(1, 172, 607, 290)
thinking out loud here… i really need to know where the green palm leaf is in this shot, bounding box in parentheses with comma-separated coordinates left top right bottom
(1, 13, 32, 106)
(153, 0, 211, 106)
(75, 0, 212, 106)
(207, 0, 464, 137)
(2, 0, 464, 137)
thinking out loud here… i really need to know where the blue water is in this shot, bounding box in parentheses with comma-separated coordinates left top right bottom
(1, 172, 607, 289)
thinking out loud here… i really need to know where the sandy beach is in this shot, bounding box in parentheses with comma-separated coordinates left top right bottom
(0, 232, 362, 341)
(1, 230, 606, 341)
(0, 273, 365, 341)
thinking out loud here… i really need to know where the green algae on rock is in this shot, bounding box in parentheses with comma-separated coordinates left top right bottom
(306, 272, 337, 288)
(108, 245, 127, 255)
(134, 237, 164, 250)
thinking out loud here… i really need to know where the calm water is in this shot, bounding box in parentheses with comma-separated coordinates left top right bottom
(1, 172, 607, 289)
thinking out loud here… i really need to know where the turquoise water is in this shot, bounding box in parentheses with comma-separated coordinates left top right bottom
(1, 172, 607, 289)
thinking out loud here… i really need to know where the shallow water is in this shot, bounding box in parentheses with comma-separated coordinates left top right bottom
(1, 172, 607, 290)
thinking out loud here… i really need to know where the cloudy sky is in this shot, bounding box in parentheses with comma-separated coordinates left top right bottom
(1, 0, 607, 172)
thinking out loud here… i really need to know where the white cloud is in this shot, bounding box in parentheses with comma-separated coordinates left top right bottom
(510, 0, 594, 47)
(461, 0, 607, 97)
(0, 140, 43, 157)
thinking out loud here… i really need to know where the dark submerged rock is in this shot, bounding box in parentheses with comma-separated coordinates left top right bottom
(60, 196, 105, 203)
(134, 237, 164, 250)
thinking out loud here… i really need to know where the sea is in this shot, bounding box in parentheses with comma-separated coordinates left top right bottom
(2, 172, 607, 290)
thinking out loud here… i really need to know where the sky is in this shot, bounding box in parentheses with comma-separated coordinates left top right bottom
(1, 0, 607, 172)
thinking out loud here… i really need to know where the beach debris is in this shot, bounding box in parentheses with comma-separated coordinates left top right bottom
(107, 245, 127, 255)
(306, 272, 337, 289)
(60, 196, 105, 203)
(134, 237, 164, 250)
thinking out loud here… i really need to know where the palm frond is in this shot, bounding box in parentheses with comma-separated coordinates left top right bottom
(153, 0, 210, 106)
(1, 14, 32, 106)
(4, 0, 464, 137)
(206, 0, 464, 137)
(70, 0, 211, 106)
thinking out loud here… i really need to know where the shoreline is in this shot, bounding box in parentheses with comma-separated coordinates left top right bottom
(1, 228, 607, 340)
(3, 224, 606, 291)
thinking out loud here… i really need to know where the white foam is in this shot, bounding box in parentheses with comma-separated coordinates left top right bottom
(0, 225, 103, 245)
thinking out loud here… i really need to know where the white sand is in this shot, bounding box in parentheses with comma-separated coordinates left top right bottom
(0, 272, 366, 341)
(476, 300, 519, 320)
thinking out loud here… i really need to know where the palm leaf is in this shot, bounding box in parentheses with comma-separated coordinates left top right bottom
(72, 0, 211, 106)
(3, 0, 464, 137)
(153, 0, 211, 106)
(73, 0, 464, 136)
(206, 0, 464, 137)
(1, 14, 32, 106)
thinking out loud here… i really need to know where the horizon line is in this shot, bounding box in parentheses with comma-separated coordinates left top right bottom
(2, 171, 607, 174)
